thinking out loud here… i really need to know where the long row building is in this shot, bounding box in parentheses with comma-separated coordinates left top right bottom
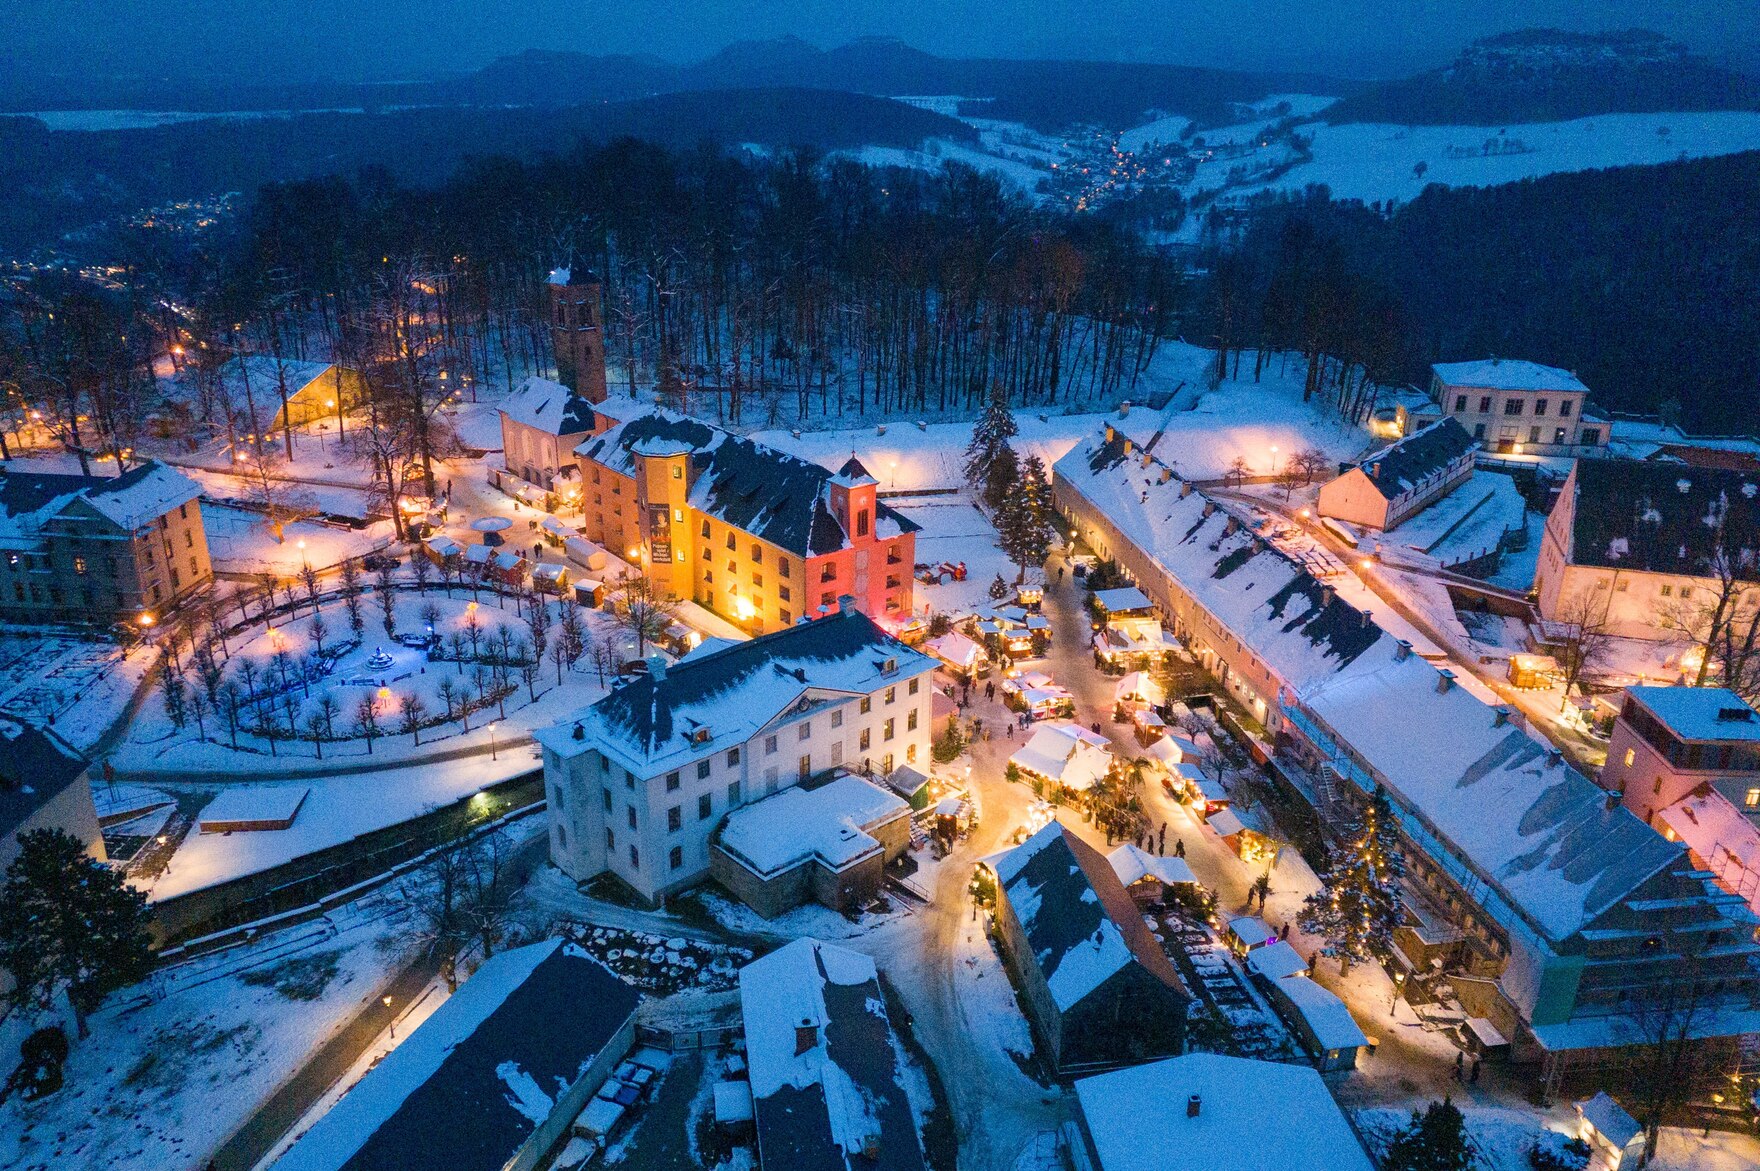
(1051, 421, 1760, 1098)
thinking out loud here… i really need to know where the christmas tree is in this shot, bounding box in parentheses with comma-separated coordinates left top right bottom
(1297, 785, 1404, 976)
(963, 382, 1020, 510)
(1381, 1097, 1472, 1171)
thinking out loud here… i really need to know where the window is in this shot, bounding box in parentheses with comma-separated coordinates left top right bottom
(1473, 423, 1486, 440)
(699, 793, 713, 820)
(1478, 395, 1492, 413)
(1454, 394, 1468, 412)
(672, 466, 682, 479)
(1528, 426, 1541, 444)
(629, 845, 640, 869)
(605, 827, 615, 850)
(1579, 428, 1599, 445)
(1660, 583, 1674, 597)
(602, 789, 612, 812)
(859, 728, 871, 750)
(778, 585, 790, 602)
(860, 697, 872, 714)
(798, 754, 812, 779)
(881, 752, 894, 774)
(887, 545, 902, 565)
(668, 806, 682, 832)
(1533, 399, 1548, 417)
(555, 824, 567, 850)
(73, 556, 86, 575)
(670, 845, 684, 869)
(1679, 586, 1693, 600)
(907, 709, 918, 731)
(1503, 399, 1523, 415)
(821, 564, 836, 583)
(752, 572, 763, 588)
(820, 592, 834, 607)
(701, 520, 711, 538)
(625, 769, 636, 791)
(1746, 788, 1760, 808)
(727, 780, 741, 806)
(883, 718, 895, 741)
(886, 575, 901, 590)
(697, 759, 711, 779)
(666, 771, 681, 791)
(885, 686, 896, 704)
(779, 609, 791, 624)
(727, 747, 740, 766)
(906, 743, 917, 763)
(673, 508, 683, 522)
(184, 530, 193, 548)
(908, 678, 919, 695)
(627, 807, 638, 830)
(751, 545, 762, 563)
(765, 735, 778, 755)
(726, 533, 736, 551)
(799, 721, 811, 741)
(1624, 748, 1636, 767)
(831, 709, 843, 728)
(551, 785, 565, 811)
(1559, 400, 1573, 418)
(856, 510, 869, 537)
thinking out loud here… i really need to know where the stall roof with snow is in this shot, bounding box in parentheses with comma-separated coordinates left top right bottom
(1091, 586, 1153, 616)
(992, 823, 1188, 1014)
(1244, 939, 1307, 981)
(197, 786, 308, 833)
(274, 939, 640, 1171)
(1560, 459, 1759, 577)
(738, 938, 925, 1171)
(536, 608, 935, 774)
(1073, 1053, 1374, 1171)
(1009, 723, 1113, 792)
(717, 774, 908, 877)
(576, 408, 919, 559)
(1107, 843, 1197, 888)
(924, 631, 984, 672)
(1272, 975, 1368, 1052)
(1576, 1091, 1643, 1150)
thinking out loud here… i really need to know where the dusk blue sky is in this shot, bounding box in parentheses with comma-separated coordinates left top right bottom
(2, 1, 1754, 83)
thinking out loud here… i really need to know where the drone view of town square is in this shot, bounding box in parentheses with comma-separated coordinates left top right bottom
(1, 2, 1759, 1169)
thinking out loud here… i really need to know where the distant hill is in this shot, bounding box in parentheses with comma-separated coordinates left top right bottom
(0, 36, 1351, 135)
(0, 89, 974, 252)
(1327, 29, 1760, 126)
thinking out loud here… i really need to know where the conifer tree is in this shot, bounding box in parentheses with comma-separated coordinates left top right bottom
(0, 829, 153, 1037)
(997, 455, 1055, 583)
(963, 382, 1020, 508)
(1381, 1098, 1472, 1171)
(1298, 785, 1403, 975)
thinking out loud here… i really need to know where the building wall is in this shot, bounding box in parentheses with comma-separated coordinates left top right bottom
(1432, 378, 1605, 453)
(1608, 719, 1760, 826)
(992, 882, 1066, 1067)
(500, 417, 591, 492)
(1316, 468, 1393, 531)
(549, 280, 608, 404)
(546, 668, 934, 905)
(1060, 964, 1188, 1068)
(3, 495, 211, 623)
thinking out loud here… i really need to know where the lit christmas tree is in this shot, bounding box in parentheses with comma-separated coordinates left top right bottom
(1298, 785, 1404, 976)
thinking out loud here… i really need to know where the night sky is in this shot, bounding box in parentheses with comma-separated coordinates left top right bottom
(2, 0, 1753, 84)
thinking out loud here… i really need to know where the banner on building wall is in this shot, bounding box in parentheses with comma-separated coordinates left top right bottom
(647, 504, 673, 562)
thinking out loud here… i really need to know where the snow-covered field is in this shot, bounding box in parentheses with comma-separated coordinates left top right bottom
(0, 897, 410, 1171)
(1224, 110, 1760, 206)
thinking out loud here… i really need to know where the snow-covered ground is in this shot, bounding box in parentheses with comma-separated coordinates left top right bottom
(1378, 471, 1531, 570)
(0, 896, 410, 1171)
(0, 629, 157, 751)
(1222, 110, 1760, 206)
(203, 504, 394, 575)
(889, 494, 1045, 615)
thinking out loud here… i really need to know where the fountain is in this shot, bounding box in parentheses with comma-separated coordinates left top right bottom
(366, 646, 395, 672)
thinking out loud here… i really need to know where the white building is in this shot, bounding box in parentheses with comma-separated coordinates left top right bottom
(535, 605, 936, 907)
(496, 375, 600, 497)
(1429, 358, 1608, 453)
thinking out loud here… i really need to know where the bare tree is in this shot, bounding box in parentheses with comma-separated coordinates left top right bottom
(1618, 934, 1727, 1161)
(615, 572, 678, 658)
(407, 837, 473, 991)
(1556, 577, 1619, 708)
(463, 828, 517, 959)
(353, 695, 381, 753)
(398, 693, 428, 745)
(1661, 547, 1760, 703)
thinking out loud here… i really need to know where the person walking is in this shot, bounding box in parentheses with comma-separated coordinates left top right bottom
(1279, 921, 1290, 941)
(1006, 723, 1014, 740)
(1174, 837, 1185, 858)
(1470, 1057, 1482, 1085)
(1453, 1051, 1465, 1082)
(1158, 823, 1167, 854)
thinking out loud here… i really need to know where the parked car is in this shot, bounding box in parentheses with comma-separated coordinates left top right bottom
(396, 632, 437, 649)
(362, 554, 402, 572)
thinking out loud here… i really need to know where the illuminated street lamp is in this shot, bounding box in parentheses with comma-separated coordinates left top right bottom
(488, 721, 498, 761)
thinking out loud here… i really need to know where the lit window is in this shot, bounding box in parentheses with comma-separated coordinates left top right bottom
(1623, 748, 1635, 767)
(1746, 788, 1760, 808)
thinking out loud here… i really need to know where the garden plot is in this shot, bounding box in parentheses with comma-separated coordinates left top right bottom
(1158, 912, 1299, 1061)
(0, 895, 411, 1171)
(110, 585, 621, 773)
(553, 923, 754, 996)
(0, 630, 128, 724)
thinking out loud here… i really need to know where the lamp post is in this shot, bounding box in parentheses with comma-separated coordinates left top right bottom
(1268, 444, 1279, 475)
(488, 722, 498, 761)
(383, 995, 396, 1039)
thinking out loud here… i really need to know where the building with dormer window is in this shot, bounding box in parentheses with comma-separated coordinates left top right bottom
(535, 607, 936, 907)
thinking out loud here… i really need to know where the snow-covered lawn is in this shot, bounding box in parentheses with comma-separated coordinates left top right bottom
(203, 503, 394, 576)
(1354, 1104, 1760, 1171)
(1380, 472, 1530, 568)
(888, 494, 1044, 615)
(0, 897, 411, 1171)
(111, 586, 619, 773)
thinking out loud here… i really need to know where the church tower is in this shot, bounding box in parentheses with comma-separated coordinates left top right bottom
(547, 268, 608, 405)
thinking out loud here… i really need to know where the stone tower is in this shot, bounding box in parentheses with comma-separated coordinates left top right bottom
(547, 268, 607, 404)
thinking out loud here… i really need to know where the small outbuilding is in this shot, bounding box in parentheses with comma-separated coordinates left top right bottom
(1575, 1091, 1645, 1171)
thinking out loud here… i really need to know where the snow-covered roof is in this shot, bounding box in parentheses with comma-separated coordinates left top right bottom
(738, 938, 925, 1171)
(196, 785, 307, 829)
(1656, 789, 1760, 915)
(576, 407, 920, 558)
(1274, 975, 1368, 1051)
(1113, 671, 1165, 705)
(1146, 734, 1201, 766)
(1562, 459, 1759, 577)
(499, 376, 599, 436)
(1206, 808, 1246, 837)
(1092, 586, 1153, 614)
(274, 939, 640, 1171)
(547, 266, 572, 286)
(925, 631, 984, 670)
(1624, 685, 1760, 743)
(0, 719, 88, 840)
(0, 461, 202, 543)
(536, 608, 935, 772)
(1107, 843, 1197, 887)
(1298, 652, 1684, 944)
(424, 534, 463, 557)
(1346, 417, 1476, 499)
(1074, 1053, 1374, 1171)
(1577, 1091, 1642, 1149)
(1009, 722, 1112, 791)
(992, 823, 1188, 1013)
(1432, 359, 1588, 394)
(718, 774, 909, 876)
(1053, 435, 1384, 696)
(1227, 917, 1274, 948)
(1244, 939, 1307, 980)
(216, 356, 341, 424)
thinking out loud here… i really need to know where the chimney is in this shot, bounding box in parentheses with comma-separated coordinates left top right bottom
(572, 721, 585, 741)
(1319, 584, 1336, 607)
(839, 593, 856, 614)
(1187, 1094, 1201, 1119)
(1104, 423, 1116, 443)
(647, 654, 666, 681)
(1179, 480, 1192, 498)
(1120, 400, 1132, 417)
(1546, 748, 1564, 766)
(795, 1018, 818, 1056)
(1603, 788, 1620, 812)
(1202, 501, 1216, 518)
(1436, 669, 1456, 694)
(1394, 639, 1412, 662)
(1223, 517, 1239, 537)
(1492, 705, 1510, 726)
(1359, 608, 1372, 629)
(1141, 452, 1152, 469)
(1123, 439, 1134, 455)
(1160, 467, 1173, 484)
